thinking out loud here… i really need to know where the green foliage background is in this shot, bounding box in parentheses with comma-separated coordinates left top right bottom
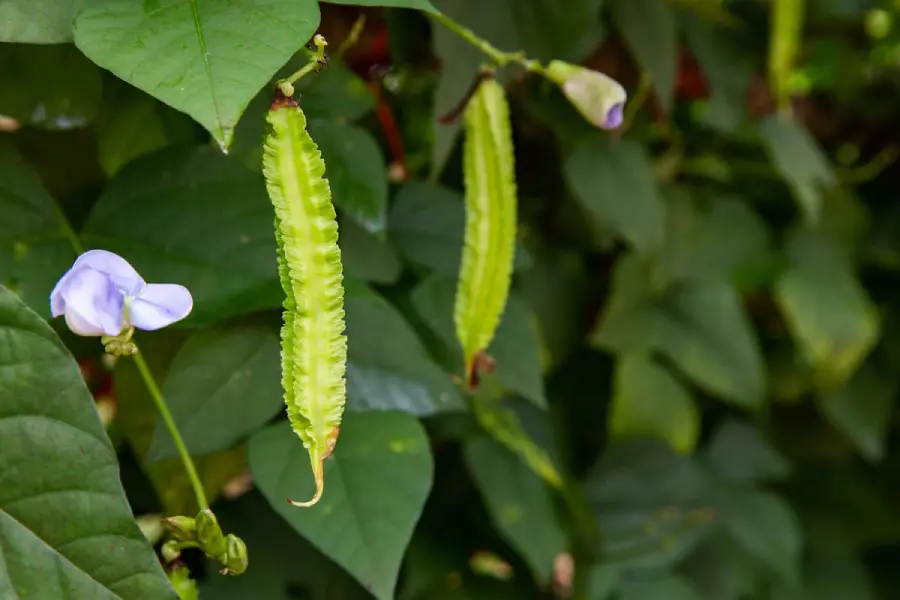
(4, 0, 900, 598)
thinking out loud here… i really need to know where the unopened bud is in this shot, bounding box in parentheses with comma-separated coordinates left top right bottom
(221, 534, 249, 575)
(546, 60, 627, 130)
(195, 509, 227, 558)
(162, 515, 197, 542)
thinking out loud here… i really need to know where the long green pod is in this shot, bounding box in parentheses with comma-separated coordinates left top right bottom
(454, 75, 518, 384)
(262, 90, 347, 507)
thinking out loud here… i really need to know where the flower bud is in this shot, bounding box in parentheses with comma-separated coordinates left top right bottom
(162, 515, 198, 542)
(195, 509, 227, 558)
(161, 540, 182, 564)
(221, 534, 249, 575)
(546, 60, 627, 130)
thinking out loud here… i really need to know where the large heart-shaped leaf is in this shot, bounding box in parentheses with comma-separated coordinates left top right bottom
(73, 0, 321, 148)
(147, 325, 284, 462)
(248, 411, 434, 600)
(322, 0, 436, 11)
(0, 142, 77, 317)
(0, 285, 178, 599)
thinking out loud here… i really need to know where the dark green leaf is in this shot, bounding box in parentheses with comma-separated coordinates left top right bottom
(463, 436, 566, 583)
(345, 283, 465, 415)
(73, 0, 321, 148)
(565, 139, 666, 256)
(758, 115, 835, 223)
(0, 285, 178, 599)
(93, 82, 200, 176)
(339, 215, 402, 284)
(411, 273, 547, 409)
(610, 353, 699, 453)
(817, 363, 896, 461)
(83, 145, 283, 325)
(681, 13, 753, 133)
(774, 230, 879, 390)
(309, 119, 389, 235)
(0, 44, 102, 130)
(774, 553, 875, 600)
(588, 565, 620, 600)
(705, 419, 791, 484)
(147, 326, 284, 462)
(595, 258, 766, 408)
(388, 180, 531, 275)
(609, 0, 677, 112)
(248, 411, 434, 600)
(584, 440, 716, 570)
(619, 574, 702, 600)
(716, 488, 802, 585)
(662, 193, 771, 287)
(0, 0, 78, 42)
(0, 142, 77, 317)
(321, 0, 436, 11)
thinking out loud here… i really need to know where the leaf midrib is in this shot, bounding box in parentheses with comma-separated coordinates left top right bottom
(187, 0, 224, 142)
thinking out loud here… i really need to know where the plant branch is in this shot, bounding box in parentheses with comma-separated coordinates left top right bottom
(431, 11, 543, 74)
(278, 34, 329, 97)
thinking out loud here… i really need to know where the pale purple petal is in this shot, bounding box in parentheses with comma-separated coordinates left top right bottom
(50, 269, 74, 317)
(60, 269, 125, 336)
(72, 249, 146, 296)
(128, 284, 193, 331)
(603, 103, 624, 130)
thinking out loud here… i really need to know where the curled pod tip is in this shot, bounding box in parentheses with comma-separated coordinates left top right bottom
(263, 89, 348, 508)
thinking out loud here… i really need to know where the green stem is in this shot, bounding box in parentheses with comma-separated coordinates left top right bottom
(132, 349, 209, 511)
(431, 11, 544, 74)
(278, 34, 329, 96)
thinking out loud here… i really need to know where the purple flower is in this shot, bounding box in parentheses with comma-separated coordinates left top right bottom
(546, 60, 627, 131)
(50, 249, 193, 337)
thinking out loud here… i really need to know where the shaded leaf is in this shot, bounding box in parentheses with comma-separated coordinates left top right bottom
(817, 363, 897, 461)
(147, 326, 284, 462)
(310, 119, 389, 235)
(0, 285, 177, 600)
(339, 215, 402, 284)
(758, 115, 835, 223)
(774, 231, 879, 390)
(681, 13, 754, 132)
(610, 353, 700, 453)
(595, 257, 766, 408)
(705, 419, 791, 484)
(388, 180, 531, 275)
(73, 0, 321, 148)
(716, 488, 802, 585)
(662, 193, 771, 288)
(0, 44, 102, 130)
(584, 440, 716, 570)
(619, 574, 702, 600)
(345, 283, 465, 415)
(565, 139, 666, 255)
(412, 273, 547, 409)
(0, 142, 77, 317)
(248, 412, 434, 600)
(83, 145, 282, 325)
(609, 0, 677, 113)
(588, 565, 620, 600)
(322, 0, 436, 10)
(463, 435, 567, 583)
(93, 81, 200, 176)
(0, 0, 78, 42)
